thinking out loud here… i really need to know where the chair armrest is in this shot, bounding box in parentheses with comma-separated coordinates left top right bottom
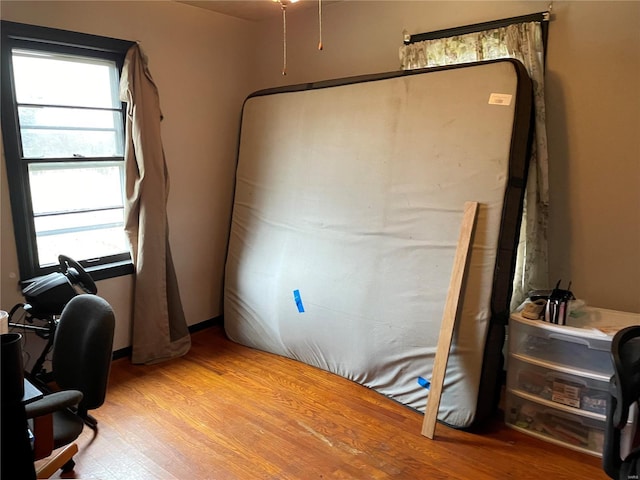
(24, 390, 83, 418)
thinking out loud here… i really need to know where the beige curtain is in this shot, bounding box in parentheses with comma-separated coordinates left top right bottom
(119, 44, 191, 364)
(399, 22, 549, 310)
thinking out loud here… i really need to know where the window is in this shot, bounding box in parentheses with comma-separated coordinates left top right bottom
(1, 21, 135, 281)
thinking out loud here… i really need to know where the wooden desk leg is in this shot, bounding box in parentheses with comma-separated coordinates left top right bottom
(32, 414, 54, 460)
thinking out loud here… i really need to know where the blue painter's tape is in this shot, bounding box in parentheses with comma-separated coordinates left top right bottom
(417, 376, 431, 390)
(293, 289, 305, 313)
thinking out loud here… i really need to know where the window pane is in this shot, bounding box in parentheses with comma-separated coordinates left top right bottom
(12, 49, 119, 109)
(28, 162, 124, 215)
(21, 129, 121, 159)
(20, 105, 123, 131)
(21, 124, 123, 159)
(34, 209, 128, 267)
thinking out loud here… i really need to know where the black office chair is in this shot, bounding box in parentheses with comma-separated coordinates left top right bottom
(24, 294, 115, 476)
(603, 325, 640, 479)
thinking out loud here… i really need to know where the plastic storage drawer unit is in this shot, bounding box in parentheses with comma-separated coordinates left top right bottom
(506, 306, 640, 457)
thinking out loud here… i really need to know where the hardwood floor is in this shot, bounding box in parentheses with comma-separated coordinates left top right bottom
(46, 325, 606, 479)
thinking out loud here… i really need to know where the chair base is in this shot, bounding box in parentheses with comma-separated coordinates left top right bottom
(35, 443, 78, 479)
(82, 412, 99, 430)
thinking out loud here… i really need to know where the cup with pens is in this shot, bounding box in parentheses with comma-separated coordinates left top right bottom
(544, 280, 575, 325)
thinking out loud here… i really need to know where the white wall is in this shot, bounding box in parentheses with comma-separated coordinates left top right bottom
(1, 0, 638, 359)
(544, 1, 640, 312)
(0, 0, 258, 351)
(252, 0, 640, 313)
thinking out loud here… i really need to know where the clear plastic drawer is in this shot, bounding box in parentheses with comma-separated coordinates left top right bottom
(505, 391, 637, 457)
(507, 355, 609, 415)
(509, 315, 613, 376)
(505, 391, 606, 456)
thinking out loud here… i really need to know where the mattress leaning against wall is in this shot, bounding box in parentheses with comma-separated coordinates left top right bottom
(224, 59, 533, 429)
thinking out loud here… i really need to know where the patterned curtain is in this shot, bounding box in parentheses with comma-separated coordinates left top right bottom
(399, 22, 549, 310)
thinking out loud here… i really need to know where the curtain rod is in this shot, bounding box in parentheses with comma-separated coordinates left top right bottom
(405, 11, 550, 45)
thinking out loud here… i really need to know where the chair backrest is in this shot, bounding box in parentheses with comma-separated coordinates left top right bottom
(603, 325, 640, 479)
(52, 294, 115, 412)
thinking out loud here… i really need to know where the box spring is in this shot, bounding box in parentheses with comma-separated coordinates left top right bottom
(224, 59, 533, 428)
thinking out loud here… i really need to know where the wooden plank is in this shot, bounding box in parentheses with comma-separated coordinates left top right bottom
(422, 201, 479, 439)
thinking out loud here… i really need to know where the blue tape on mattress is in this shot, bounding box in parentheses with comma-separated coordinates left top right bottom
(293, 290, 305, 313)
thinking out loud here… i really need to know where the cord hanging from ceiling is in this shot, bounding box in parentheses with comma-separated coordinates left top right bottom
(275, 0, 324, 75)
(274, 0, 298, 75)
(281, 1, 288, 75)
(318, 0, 323, 50)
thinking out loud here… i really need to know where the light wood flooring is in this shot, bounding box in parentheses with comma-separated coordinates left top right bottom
(45, 324, 606, 479)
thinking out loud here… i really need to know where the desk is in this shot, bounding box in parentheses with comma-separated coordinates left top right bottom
(23, 378, 43, 405)
(1, 333, 38, 480)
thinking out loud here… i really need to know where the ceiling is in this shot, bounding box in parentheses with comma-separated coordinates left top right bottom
(177, 0, 325, 22)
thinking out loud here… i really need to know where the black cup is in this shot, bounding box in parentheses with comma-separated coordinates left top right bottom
(1, 332, 25, 404)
